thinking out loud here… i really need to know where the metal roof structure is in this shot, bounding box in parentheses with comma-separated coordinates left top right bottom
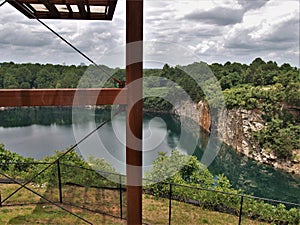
(8, 0, 117, 20)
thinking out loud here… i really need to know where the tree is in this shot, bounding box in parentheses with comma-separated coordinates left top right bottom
(146, 150, 214, 187)
(0, 68, 5, 88)
(255, 119, 300, 159)
(34, 68, 58, 88)
(3, 75, 18, 88)
(250, 57, 266, 67)
(277, 70, 300, 87)
(59, 70, 80, 88)
(14, 67, 33, 87)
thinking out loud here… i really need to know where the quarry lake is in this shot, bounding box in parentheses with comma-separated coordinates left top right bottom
(0, 107, 299, 204)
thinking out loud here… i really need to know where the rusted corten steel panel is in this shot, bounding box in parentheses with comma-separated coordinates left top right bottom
(126, 0, 143, 224)
(0, 88, 126, 106)
(7, 0, 118, 20)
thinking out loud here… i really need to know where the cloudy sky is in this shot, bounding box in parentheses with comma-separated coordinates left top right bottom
(0, 0, 299, 68)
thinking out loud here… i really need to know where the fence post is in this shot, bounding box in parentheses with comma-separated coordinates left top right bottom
(238, 196, 244, 225)
(119, 175, 123, 220)
(169, 183, 172, 225)
(57, 160, 63, 204)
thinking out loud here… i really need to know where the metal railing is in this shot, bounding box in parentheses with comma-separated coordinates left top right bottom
(0, 161, 299, 225)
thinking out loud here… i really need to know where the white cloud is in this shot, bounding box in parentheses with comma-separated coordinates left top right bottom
(185, 7, 244, 26)
(0, 0, 299, 67)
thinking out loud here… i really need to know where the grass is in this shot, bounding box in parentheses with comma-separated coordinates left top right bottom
(142, 195, 268, 225)
(0, 184, 269, 225)
(144, 87, 170, 97)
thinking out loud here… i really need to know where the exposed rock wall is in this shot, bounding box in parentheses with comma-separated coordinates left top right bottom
(196, 101, 211, 133)
(175, 100, 300, 174)
(218, 108, 264, 158)
(217, 106, 300, 174)
(173, 100, 211, 133)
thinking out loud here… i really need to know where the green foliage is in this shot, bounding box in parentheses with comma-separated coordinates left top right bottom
(0, 145, 117, 187)
(145, 150, 241, 208)
(146, 150, 300, 224)
(33, 149, 117, 187)
(148, 151, 212, 184)
(87, 155, 116, 174)
(143, 97, 173, 111)
(0, 62, 88, 89)
(159, 63, 205, 103)
(254, 119, 300, 159)
(0, 144, 34, 173)
(41, 149, 87, 166)
(223, 85, 258, 109)
(285, 81, 300, 106)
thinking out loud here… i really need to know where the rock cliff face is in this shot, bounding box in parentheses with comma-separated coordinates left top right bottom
(218, 108, 264, 157)
(175, 100, 300, 174)
(173, 100, 211, 133)
(196, 101, 211, 133)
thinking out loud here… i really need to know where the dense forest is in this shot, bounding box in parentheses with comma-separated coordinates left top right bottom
(0, 58, 298, 106)
(0, 58, 299, 161)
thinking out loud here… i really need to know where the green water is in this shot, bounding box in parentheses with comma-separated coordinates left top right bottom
(0, 107, 299, 204)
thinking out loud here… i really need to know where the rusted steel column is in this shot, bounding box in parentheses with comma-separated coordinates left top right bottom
(126, 0, 143, 224)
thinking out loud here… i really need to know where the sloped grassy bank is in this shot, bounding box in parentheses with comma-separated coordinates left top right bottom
(0, 144, 299, 224)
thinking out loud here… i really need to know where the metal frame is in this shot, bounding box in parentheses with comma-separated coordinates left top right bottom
(8, 0, 118, 20)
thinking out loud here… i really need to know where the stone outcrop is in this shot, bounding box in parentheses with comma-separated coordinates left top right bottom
(196, 101, 211, 133)
(173, 100, 211, 133)
(175, 100, 300, 175)
(218, 108, 264, 158)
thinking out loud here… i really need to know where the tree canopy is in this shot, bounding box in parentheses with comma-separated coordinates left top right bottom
(0, 59, 299, 160)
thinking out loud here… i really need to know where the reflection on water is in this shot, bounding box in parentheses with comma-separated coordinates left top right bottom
(195, 143, 300, 204)
(0, 107, 299, 204)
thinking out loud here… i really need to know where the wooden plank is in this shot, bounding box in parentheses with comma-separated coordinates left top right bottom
(0, 88, 126, 107)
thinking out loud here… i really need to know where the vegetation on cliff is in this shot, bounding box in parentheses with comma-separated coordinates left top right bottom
(0, 59, 299, 161)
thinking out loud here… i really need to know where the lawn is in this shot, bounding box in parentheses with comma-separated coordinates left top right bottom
(0, 184, 269, 225)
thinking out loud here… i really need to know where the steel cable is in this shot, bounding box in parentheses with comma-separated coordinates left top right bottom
(0, 1, 6, 7)
(8, 0, 114, 79)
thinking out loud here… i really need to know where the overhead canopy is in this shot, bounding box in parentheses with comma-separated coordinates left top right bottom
(8, 0, 118, 20)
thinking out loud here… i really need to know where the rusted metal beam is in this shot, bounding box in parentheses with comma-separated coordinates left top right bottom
(126, 0, 143, 224)
(0, 88, 126, 107)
